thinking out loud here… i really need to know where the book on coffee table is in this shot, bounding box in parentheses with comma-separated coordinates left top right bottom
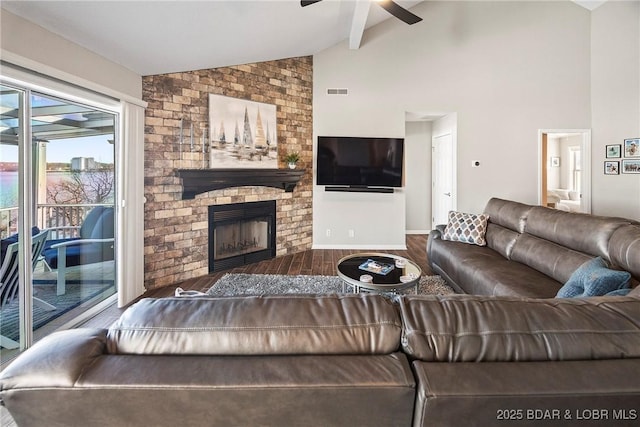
(358, 259, 395, 275)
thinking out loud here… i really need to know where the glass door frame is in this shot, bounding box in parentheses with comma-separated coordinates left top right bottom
(1, 76, 121, 351)
(7, 82, 35, 349)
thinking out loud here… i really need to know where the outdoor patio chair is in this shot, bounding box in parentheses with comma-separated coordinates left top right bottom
(42, 206, 115, 296)
(0, 229, 53, 349)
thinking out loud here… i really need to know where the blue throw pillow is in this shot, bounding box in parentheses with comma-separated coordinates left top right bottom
(556, 257, 631, 298)
(556, 278, 584, 298)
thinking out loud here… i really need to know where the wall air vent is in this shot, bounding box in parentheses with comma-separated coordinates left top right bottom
(327, 88, 348, 95)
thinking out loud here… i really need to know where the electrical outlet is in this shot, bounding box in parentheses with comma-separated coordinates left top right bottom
(326, 229, 331, 237)
(348, 229, 355, 238)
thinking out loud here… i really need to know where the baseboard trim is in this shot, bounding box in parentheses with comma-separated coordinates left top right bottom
(312, 244, 408, 250)
(406, 229, 431, 235)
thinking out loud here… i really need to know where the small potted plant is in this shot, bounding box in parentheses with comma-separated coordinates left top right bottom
(285, 152, 300, 169)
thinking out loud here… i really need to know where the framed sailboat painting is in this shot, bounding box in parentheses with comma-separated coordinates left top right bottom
(208, 94, 278, 168)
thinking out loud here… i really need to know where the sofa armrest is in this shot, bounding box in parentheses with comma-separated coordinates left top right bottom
(426, 225, 446, 269)
(0, 329, 107, 392)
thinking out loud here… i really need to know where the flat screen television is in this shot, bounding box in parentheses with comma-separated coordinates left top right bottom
(316, 136, 404, 188)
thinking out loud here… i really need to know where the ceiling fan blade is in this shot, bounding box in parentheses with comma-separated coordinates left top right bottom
(301, 0, 323, 6)
(377, 0, 422, 25)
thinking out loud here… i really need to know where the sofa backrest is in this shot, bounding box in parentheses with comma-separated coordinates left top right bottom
(483, 198, 532, 233)
(524, 206, 630, 260)
(509, 234, 592, 284)
(107, 294, 402, 356)
(483, 198, 637, 284)
(483, 198, 532, 259)
(608, 224, 640, 285)
(515, 207, 634, 283)
(399, 295, 640, 363)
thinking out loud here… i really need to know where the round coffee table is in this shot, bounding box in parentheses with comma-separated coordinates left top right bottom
(336, 252, 422, 294)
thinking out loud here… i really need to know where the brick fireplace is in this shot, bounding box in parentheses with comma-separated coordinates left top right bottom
(143, 57, 313, 290)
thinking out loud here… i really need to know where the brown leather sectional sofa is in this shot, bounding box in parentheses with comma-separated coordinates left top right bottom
(428, 198, 640, 297)
(2, 293, 640, 427)
(3, 198, 640, 426)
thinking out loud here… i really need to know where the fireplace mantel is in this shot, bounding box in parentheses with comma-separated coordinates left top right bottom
(176, 168, 305, 199)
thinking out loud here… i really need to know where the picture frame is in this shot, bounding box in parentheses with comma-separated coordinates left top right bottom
(550, 157, 560, 167)
(604, 161, 619, 175)
(622, 159, 640, 174)
(606, 144, 621, 158)
(623, 138, 640, 158)
(208, 93, 278, 168)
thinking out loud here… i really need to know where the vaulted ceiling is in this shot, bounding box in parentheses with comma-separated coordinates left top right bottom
(1, 1, 605, 77)
(1, 0, 423, 76)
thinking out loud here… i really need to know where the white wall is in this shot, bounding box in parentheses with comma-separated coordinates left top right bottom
(1, 9, 142, 98)
(405, 121, 432, 233)
(313, 1, 592, 247)
(591, 1, 640, 220)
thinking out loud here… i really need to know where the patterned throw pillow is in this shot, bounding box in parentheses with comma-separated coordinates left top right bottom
(441, 211, 489, 246)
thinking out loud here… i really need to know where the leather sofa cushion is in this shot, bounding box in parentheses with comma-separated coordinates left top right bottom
(510, 233, 592, 284)
(412, 359, 640, 427)
(3, 353, 416, 427)
(485, 222, 520, 259)
(428, 239, 561, 297)
(107, 294, 402, 355)
(399, 295, 640, 362)
(524, 206, 630, 260)
(483, 198, 532, 233)
(608, 224, 640, 281)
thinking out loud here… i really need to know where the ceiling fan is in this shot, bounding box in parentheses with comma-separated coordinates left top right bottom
(301, 0, 422, 25)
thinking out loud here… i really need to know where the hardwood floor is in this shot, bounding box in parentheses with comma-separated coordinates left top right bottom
(80, 234, 430, 328)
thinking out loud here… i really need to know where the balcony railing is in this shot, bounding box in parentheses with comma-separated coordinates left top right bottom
(0, 204, 113, 239)
(0, 207, 19, 239)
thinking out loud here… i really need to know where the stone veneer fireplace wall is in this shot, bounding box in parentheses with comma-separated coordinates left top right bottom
(142, 57, 313, 289)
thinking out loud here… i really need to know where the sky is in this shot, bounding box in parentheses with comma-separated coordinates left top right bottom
(0, 135, 114, 164)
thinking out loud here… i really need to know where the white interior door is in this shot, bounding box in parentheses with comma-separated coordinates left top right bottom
(432, 133, 453, 227)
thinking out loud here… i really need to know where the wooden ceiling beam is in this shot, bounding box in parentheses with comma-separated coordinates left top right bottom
(349, 0, 371, 50)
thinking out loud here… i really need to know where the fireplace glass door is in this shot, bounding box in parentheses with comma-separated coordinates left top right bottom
(214, 218, 269, 261)
(209, 200, 276, 272)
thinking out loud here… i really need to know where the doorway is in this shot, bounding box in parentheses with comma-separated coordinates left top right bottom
(538, 130, 591, 213)
(404, 112, 456, 231)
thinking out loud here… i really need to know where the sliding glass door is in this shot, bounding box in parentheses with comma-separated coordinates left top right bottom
(0, 84, 29, 352)
(0, 82, 118, 358)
